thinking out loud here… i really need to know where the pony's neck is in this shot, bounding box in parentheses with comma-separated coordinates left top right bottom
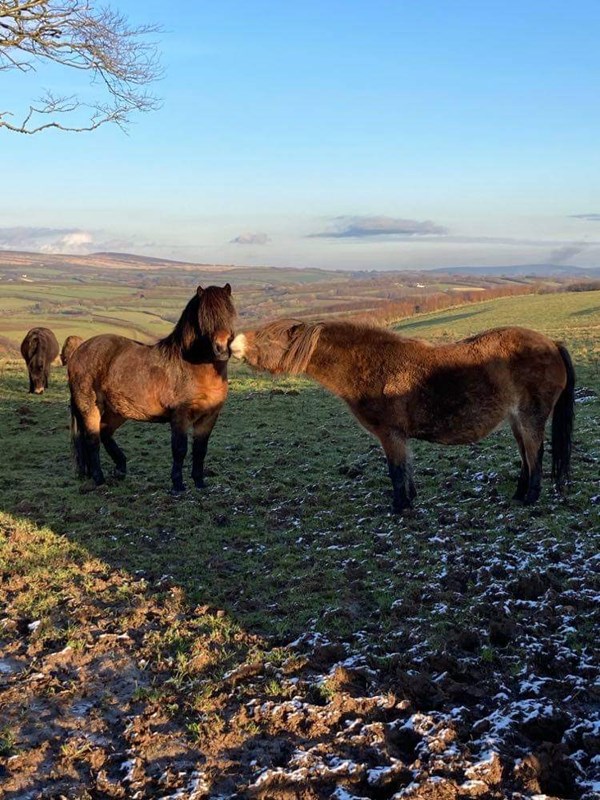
(158, 297, 213, 362)
(303, 331, 344, 394)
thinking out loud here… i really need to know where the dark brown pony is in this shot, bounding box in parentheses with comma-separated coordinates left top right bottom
(61, 335, 84, 365)
(68, 284, 236, 491)
(232, 320, 575, 512)
(20, 327, 59, 394)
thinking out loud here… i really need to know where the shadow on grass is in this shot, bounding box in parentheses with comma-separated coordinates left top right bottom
(1, 358, 599, 797)
(570, 304, 600, 317)
(394, 308, 486, 332)
(0, 362, 403, 642)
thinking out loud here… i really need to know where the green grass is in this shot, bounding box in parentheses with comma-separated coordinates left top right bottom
(394, 290, 600, 368)
(1, 290, 599, 644)
(1, 288, 599, 795)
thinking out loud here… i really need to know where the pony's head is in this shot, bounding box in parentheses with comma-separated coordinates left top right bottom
(196, 284, 236, 360)
(231, 319, 323, 374)
(61, 335, 84, 366)
(29, 354, 47, 394)
(162, 283, 236, 361)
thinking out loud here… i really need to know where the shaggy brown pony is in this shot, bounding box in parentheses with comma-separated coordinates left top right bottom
(231, 320, 575, 512)
(61, 335, 84, 366)
(68, 284, 236, 492)
(20, 327, 59, 394)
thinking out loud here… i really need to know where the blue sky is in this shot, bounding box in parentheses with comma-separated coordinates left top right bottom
(2, 0, 600, 270)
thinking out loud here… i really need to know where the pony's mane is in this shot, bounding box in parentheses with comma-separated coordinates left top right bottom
(257, 319, 324, 374)
(158, 286, 235, 356)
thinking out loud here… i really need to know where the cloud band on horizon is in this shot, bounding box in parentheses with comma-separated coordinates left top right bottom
(570, 213, 600, 222)
(308, 215, 449, 239)
(230, 232, 270, 245)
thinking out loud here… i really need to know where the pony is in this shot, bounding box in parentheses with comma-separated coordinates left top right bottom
(20, 327, 60, 394)
(68, 284, 236, 492)
(231, 320, 575, 512)
(60, 335, 84, 366)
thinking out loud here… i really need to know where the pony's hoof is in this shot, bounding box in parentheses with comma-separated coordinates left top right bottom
(392, 502, 412, 514)
(194, 479, 206, 490)
(113, 469, 127, 480)
(170, 485, 186, 496)
(79, 480, 98, 494)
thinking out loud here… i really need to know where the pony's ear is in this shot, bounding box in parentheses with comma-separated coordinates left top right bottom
(224, 283, 232, 296)
(196, 285, 204, 296)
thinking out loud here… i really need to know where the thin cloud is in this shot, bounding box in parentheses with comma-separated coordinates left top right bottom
(549, 243, 587, 264)
(230, 232, 270, 245)
(570, 213, 600, 221)
(40, 231, 94, 254)
(0, 226, 158, 256)
(0, 226, 91, 252)
(308, 215, 449, 239)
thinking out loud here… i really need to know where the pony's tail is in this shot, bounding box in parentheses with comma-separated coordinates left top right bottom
(70, 392, 89, 478)
(551, 343, 575, 492)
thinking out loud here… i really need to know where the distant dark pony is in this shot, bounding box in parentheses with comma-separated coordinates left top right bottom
(60, 335, 84, 365)
(20, 327, 59, 394)
(68, 284, 236, 491)
(232, 320, 575, 512)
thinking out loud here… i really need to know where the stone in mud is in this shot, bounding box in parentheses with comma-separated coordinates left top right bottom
(520, 708, 571, 743)
(305, 642, 347, 671)
(464, 751, 503, 785)
(514, 742, 578, 798)
(509, 571, 551, 600)
(326, 665, 368, 696)
(392, 671, 446, 711)
(400, 777, 459, 799)
(489, 617, 515, 647)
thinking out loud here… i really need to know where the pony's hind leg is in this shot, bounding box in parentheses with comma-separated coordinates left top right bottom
(511, 409, 548, 505)
(79, 404, 105, 486)
(70, 392, 90, 478)
(83, 406, 105, 486)
(378, 429, 413, 513)
(509, 419, 529, 501)
(100, 411, 127, 478)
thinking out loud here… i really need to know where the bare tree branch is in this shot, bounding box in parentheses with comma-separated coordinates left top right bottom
(0, 0, 162, 133)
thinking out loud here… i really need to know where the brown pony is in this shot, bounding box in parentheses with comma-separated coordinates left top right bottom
(231, 320, 575, 512)
(61, 335, 84, 365)
(20, 327, 60, 394)
(68, 284, 236, 492)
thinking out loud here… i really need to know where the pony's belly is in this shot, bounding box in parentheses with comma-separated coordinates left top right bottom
(102, 389, 167, 422)
(415, 411, 506, 445)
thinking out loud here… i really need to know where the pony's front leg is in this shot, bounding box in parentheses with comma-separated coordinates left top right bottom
(191, 410, 220, 489)
(379, 429, 413, 513)
(170, 419, 189, 493)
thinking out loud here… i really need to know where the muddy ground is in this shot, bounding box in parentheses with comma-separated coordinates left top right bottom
(1, 365, 599, 799)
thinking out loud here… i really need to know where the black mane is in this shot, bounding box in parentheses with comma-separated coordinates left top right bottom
(157, 285, 235, 359)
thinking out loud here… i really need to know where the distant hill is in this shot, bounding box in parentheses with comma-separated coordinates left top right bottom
(428, 263, 600, 277)
(2, 249, 599, 279)
(0, 249, 221, 272)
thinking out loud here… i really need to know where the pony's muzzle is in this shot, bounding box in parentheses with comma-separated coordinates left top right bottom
(229, 334, 247, 359)
(213, 331, 233, 361)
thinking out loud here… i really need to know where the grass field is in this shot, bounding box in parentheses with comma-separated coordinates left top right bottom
(2, 254, 580, 359)
(0, 291, 599, 798)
